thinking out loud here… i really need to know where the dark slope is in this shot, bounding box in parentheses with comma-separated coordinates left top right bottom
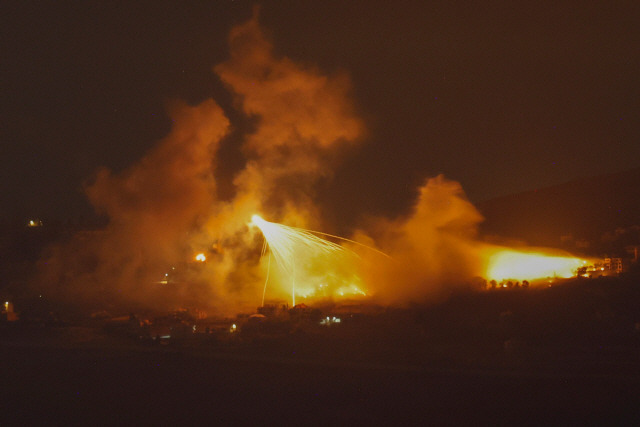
(477, 167, 640, 253)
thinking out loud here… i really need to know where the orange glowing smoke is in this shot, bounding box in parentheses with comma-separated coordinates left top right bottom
(35, 10, 365, 316)
(250, 214, 368, 306)
(36, 11, 596, 316)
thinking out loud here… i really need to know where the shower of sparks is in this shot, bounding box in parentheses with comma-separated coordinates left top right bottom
(250, 214, 381, 306)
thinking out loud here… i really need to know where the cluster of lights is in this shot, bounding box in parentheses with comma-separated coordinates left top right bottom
(320, 316, 341, 326)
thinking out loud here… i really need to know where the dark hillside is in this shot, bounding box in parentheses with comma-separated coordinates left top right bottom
(477, 167, 640, 254)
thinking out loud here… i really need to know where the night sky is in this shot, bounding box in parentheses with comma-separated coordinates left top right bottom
(2, 1, 639, 225)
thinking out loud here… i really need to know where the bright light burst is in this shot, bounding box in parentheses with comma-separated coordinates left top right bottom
(250, 214, 366, 306)
(485, 248, 588, 283)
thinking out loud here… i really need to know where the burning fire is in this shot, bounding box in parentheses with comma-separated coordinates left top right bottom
(484, 247, 589, 283)
(37, 13, 603, 317)
(250, 212, 592, 306)
(250, 214, 364, 306)
(250, 213, 592, 306)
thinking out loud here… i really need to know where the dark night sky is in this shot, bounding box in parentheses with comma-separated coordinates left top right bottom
(2, 1, 639, 225)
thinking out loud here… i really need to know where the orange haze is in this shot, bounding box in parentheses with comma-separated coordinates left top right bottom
(36, 10, 588, 315)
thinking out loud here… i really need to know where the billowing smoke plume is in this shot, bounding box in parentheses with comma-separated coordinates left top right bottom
(37, 11, 578, 315)
(356, 175, 486, 305)
(214, 14, 363, 226)
(37, 11, 364, 314)
(39, 101, 230, 311)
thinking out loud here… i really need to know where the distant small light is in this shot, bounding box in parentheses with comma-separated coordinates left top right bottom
(195, 253, 206, 262)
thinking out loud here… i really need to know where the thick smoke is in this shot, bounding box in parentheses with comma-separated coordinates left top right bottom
(214, 14, 363, 226)
(39, 11, 567, 315)
(196, 11, 365, 310)
(37, 11, 364, 315)
(357, 175, 486, 305)
(38, 101, 229, 311)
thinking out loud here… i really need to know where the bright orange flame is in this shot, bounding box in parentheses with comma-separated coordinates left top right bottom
(195, 253, 206, 262)
(485, 248, 588, 282)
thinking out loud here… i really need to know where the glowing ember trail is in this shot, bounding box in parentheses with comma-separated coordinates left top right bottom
(485, 248, 589, 283)
(250, 215, 372, 306)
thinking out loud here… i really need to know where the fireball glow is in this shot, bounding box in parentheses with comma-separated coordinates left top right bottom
(485, 249, 588, 282)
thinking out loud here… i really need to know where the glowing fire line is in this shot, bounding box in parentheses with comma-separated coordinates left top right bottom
(484, 248, 589, 283)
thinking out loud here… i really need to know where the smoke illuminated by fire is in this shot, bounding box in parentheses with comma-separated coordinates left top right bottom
(250, 214, 372, 306)
(36, 10, 364, 315)
(35, 10, 590, 315)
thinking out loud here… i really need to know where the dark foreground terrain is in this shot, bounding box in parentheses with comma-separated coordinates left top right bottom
(3, 277, 640, 425)
(2, 343, 639, 426)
